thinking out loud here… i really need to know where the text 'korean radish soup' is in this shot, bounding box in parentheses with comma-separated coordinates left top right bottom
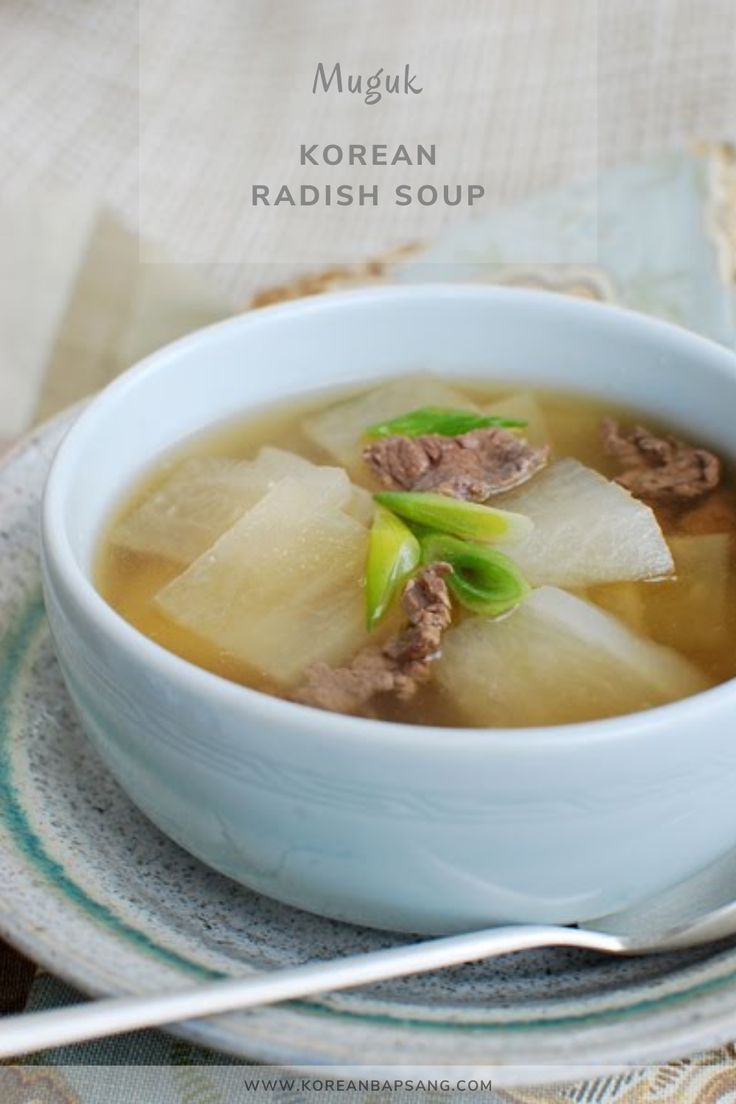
(96, 375, 736, 727)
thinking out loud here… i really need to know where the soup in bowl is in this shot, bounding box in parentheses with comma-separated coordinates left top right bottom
(41, 286, 736, 932)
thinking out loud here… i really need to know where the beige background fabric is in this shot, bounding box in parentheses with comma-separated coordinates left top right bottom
(0, 0, 734, 298)
(0, 0, 734, 439)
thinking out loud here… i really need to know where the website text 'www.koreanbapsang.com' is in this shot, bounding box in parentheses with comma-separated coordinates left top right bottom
(241, 1073, 494, 1095)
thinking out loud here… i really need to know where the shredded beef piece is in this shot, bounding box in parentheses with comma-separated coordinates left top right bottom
(293, 648, 411, 716)
(601, 418, 721, 504)
(293, 563, 453, 715)
(363, 427, 549, 501)
(383, 561, 453, 674)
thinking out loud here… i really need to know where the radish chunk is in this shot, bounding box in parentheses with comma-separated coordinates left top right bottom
(303, 375, 478, 473)
(483, 391, 548, 448)
(495, 459, 674, 587)
(112, 457, 285, 566)
(256, 447, 374, 525)
(253, 446, 315, 477)
(112, 450, 365, 566)
(155, 476, 371, 686)
(436, 587, 709, 726)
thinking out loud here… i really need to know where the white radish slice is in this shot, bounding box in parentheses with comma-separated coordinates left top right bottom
(496, 459, 674, 587)
(112, 451, 362, 565)
(156, 476, 371, 686)
(342, 484, 375, 526)
(303, 375, 478, 473)
(436, 586, 709, 727)
(255, 446, 374, 525)
(253, 446, 317, 478)
(483, 390, 549, 448)
(112, 457, 282, 566)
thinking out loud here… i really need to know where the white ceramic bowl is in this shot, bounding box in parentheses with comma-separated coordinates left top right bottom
(41, 285, 736, 934)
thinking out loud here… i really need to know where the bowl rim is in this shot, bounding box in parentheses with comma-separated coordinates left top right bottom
(41, 282, 736, 754)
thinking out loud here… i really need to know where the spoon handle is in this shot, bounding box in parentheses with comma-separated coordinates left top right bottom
(0, 924, 627, 1058)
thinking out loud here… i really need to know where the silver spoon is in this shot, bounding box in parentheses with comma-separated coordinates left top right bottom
(3, 846, 736, 1060)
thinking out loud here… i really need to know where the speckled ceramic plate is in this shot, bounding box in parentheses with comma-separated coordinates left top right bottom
(5, 410, 736, 1085)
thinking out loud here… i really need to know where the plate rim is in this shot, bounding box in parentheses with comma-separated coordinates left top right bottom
(4, 408, 736, 1081)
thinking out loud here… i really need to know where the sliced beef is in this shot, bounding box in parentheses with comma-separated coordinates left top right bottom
(363, 427, 549, 501)
(383, 561, 453, 677)
(293, 648, 413, 716)
(293, 563, 453, 715)
(601, 418, 721, 504)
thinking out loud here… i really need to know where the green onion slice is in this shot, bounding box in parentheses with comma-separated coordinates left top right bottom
(373, 491, 533, 544)
(421, 533, 530, 617)
(365, 505, 421, 630)
(365, 406, 528, 439)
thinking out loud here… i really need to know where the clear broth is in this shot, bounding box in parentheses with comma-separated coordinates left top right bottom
(96, 381, 736, 726)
